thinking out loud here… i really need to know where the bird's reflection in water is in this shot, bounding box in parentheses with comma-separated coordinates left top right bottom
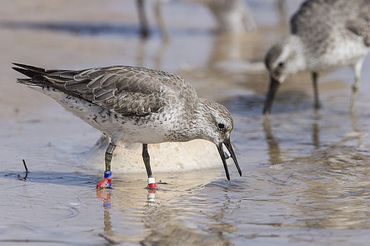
(291, 145, 370, 229)
(94, 168, 236, 245)
(312, 122, 320, 149)
(260, 110, 369, 230)
(311, 111, 321, 149)
(96, 189, 116, 243)
(146, 189, 156, 203)
(96, 189, 113, 209)
(350, 109, 365, 147)
(263, 118, 283, 165)
(205, 192, 237, 240)
(263, 117, 322, 164)
(135, 37, 169, 70)
(342, 106, 365, 148)
(96, 187, 161, 244)
(136, 39, 147, 67)
(141, 190, 234, 246)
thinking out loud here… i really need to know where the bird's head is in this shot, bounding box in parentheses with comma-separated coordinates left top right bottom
(197, 99, 242, 180)
(263, 36, 305, 115)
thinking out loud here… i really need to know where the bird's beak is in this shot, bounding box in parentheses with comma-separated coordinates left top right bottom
(217, 138, 242, 180)
(263, 76, 280, 115)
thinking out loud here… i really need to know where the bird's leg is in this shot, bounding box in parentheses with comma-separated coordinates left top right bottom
(276, 0, 288, 24)
(241, 1, 257, 32)
(312, 72, 321, 110)
(142, 144, 157, 189)
(312, 122, 320, 149)
(137, 0, 150, 39)
(96, 143, 116, 190)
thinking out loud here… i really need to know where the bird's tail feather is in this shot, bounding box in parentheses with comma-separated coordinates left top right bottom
(12, 63, 45, 74)
(16, 78, 35, 86)
(12, 63, 47, 86)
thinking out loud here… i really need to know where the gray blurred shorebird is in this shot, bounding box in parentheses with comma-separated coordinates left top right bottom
(12, 63, 241, 189)
(263, 0, 370, 115)
(136, 0, 256, 39)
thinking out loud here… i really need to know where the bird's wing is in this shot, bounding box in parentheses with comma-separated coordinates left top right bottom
(346, 1, 370, 46)
(14, 64, 193, 116)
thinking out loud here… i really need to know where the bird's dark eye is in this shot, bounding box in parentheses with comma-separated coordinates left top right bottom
(278, 62, 284, 68)
(218, 123, 225, 129)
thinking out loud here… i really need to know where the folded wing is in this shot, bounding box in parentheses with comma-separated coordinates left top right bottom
(13, 64, 183, 117)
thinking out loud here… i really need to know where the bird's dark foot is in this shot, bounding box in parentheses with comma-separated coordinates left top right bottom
(140, 29, 150, 39)
(352, 85, 359, 93)
(146, 177, 157, 189)
(96, 171, 112, 190)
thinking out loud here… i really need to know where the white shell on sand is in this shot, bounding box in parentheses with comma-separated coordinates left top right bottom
(86, 136, 220, 173)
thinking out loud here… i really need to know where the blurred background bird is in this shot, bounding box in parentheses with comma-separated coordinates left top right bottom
(135, 0, 257, 40)
(263, 0, 370, 115)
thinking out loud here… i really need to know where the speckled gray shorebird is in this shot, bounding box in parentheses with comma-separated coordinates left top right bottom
(263, 0, 370, 115)
(12, 63, 241, 189)
(196, 0, 256, 33)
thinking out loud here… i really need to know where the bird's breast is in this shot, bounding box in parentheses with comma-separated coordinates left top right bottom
(307, 32, 369, 69)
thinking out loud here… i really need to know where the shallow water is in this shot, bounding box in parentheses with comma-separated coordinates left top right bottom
(0, 0, 369, 245)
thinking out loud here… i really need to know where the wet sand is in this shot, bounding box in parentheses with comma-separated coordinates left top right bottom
(0, 0, 369, 245)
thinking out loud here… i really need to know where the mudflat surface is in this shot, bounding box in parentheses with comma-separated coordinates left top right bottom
(0, 1, 369, 245)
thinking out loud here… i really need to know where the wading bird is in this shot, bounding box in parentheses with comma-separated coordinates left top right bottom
(13, 63, 241, 189)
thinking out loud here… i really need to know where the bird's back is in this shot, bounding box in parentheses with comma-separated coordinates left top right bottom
(291, 0, 369, 34)
(14, 64, 198, 117)
(291, 0, 370, 60)
(13, 64, 202, 143)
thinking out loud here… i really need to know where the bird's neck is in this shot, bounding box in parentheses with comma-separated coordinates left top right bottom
(171, 99, 209, 142)
(165, 99, 211, 143)
(286, 35, 308, 73)
(187, 99, 213, 142)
